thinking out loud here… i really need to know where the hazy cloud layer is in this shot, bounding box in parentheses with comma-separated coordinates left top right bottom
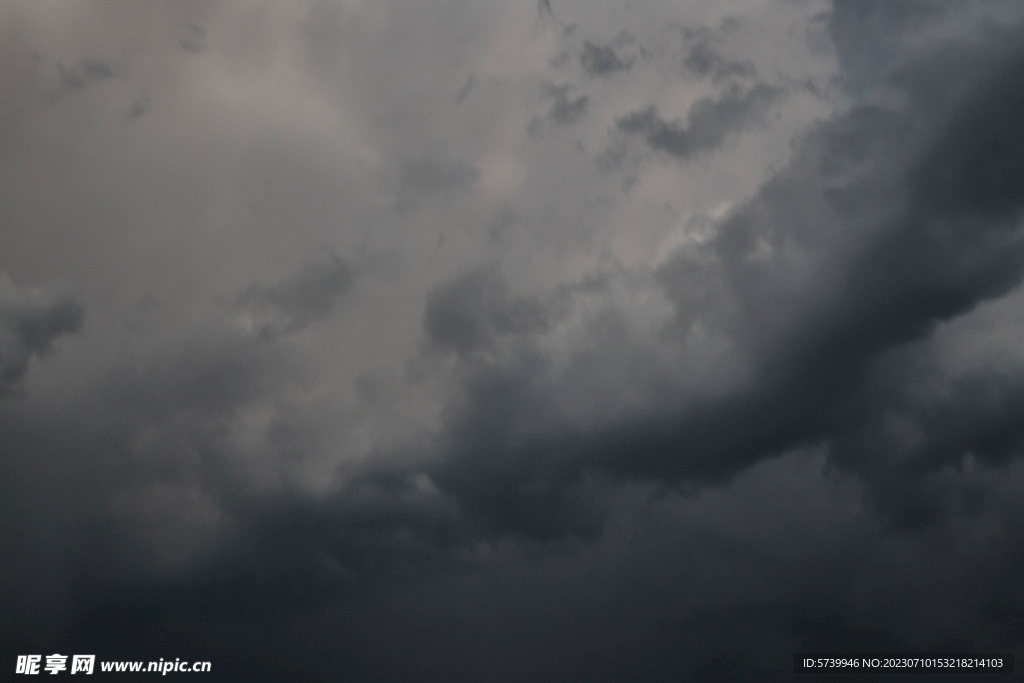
(2, 0, 1024, 680)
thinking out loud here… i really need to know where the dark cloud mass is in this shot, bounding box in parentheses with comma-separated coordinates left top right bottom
(617, 82, 782, 159)
(3, 1, 1024, 681)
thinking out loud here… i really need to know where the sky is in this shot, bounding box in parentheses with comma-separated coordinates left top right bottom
(2, 0, 1024, 680)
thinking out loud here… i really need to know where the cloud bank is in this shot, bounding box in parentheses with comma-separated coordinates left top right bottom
(2, 0, 1024, 680)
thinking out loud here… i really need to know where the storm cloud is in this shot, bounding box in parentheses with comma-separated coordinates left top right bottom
(2, 0, 1024, 681)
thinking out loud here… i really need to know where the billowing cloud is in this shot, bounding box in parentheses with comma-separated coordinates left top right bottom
(2, 0, 1024, 680)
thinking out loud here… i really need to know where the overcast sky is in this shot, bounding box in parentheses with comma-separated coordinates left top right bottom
(2, 0, 1024, 680)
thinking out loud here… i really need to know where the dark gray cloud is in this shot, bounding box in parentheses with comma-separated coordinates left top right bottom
(235, 253, 352, 338)
(59, 61, 112, 89)
(453, 74, 477, 103)
(0, 273, 83, 397)
(180, 21, 206, 54)
(528, 83, 590, 137)
(126, 95, 149, 121)
(543, 83, 588, 125)
(537, 0, 557, 24)
(617, 82, 780, 160)
(579, 41, 632, 77)
(423, 265, 550, 357)
(80, 60, 114, 81)
(47, 59, 115, 100)
(670, 18, 756, 82)
(827, 0, 953, 89)
(684, 36, 755, 80)
(396, 157, 480, 208)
